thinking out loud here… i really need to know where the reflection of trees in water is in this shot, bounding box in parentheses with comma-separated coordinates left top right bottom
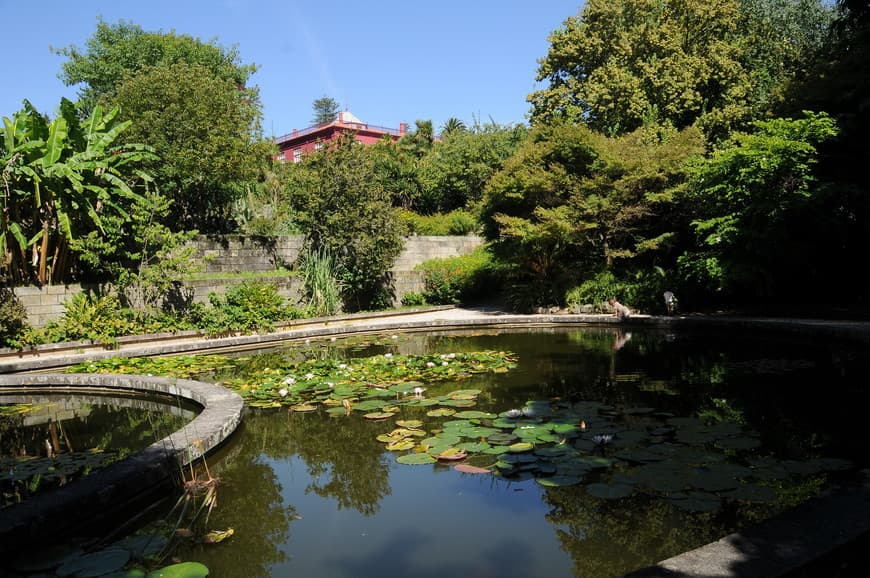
(177, 411, 290, 578)
(542, 485, 722, 577)
(285, 411, 391, 516)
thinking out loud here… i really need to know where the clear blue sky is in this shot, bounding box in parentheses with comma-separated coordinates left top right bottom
(1, 0, 583, 137)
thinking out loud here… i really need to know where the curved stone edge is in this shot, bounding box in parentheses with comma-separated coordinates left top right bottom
(0, 373, 244, 556)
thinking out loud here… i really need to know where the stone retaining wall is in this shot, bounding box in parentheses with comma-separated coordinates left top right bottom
(9, 236, 479, 327)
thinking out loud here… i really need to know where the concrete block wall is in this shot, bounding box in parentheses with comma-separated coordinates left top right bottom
(9, 235, 483, 327)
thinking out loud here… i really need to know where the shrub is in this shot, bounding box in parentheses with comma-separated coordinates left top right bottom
(36, 292, 136, 348)
(565, 269, 665, 313)
(416, 247, 498, 305)
(0, 288, 28, 348)
(399, 210, 479, 236)
(401, 292, 428, 307)
(194, 280, 297, 336)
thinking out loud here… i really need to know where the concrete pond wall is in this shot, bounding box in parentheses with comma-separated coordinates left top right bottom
(9, 235, 483, 328)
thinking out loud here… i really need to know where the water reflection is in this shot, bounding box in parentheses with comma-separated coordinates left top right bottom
(164, 327, 870, 576)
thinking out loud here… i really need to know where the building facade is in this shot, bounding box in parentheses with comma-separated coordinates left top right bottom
(273, 111, 407, 162)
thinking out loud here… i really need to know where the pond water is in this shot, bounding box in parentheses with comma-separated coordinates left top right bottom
(160, 325, 867, 578)
(0, 390, 198, 508)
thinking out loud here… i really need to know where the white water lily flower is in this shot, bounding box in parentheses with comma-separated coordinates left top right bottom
(283, 377, 296, 385)
(442, 361, 449, 366)
(426, 361, 436, 368)
(338, 363, 347, 369)
(448, 353, 456, 358)
(330, 337, 337, 342)
(391, 335, 398, 340)
(305, 373, 315, 380)
(278, 388, 289, 397)
(384, 353, 393, 358)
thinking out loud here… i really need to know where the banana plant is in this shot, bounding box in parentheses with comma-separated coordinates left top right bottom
(1, 98, 155, 285)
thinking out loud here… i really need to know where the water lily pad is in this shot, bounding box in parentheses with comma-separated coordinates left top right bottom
(146, 561, 210, 578)
(536, 474, 586, 487)
(395, 419, 423, 428)
(453, 410, 497, 419)
(385, 440, 416, 451)
(436, 448, 468, 461)
(426, 408, 456, 417)
(508, 442, 534, 453)
(669, 491, 720, 512)
(57, 548, 130, 578)
(290, 403, 318, 412)
(586, 482, 633, 499)
(363, 411, 396, 420)
(396, 453, 437, 465)
(455, 463, 491, 474)
(440, 399, 477, 407)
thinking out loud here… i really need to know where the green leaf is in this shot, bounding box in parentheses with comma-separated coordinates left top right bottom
(146, 561, 210, 578)
(396, 453, 437, 465)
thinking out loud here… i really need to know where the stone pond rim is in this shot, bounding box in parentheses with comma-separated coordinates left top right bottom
(0, 373, 244, 556)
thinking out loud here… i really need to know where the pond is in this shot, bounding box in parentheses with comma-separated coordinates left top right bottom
(5, 324, 867, 578)
(0, 390, 198, 509)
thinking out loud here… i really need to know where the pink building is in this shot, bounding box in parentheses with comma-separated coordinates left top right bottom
(274, 111, 408, 162)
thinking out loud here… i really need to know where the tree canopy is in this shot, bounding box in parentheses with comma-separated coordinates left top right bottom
(311, 96, 340, 125)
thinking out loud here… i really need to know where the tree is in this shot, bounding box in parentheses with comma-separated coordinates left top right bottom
(283, 133, 405, 311)
(440, 117, 467, 136)
(311, 96, 340, 125)
(1, 99, 154, 285)
(677, 111, 838, 303)
(416, 121, 527, 213)
(528, 0, 753, 139)
(55, 19, 257, 116)
(109, 62, 271, 232)
(56, 20, 268, 233)
(399, 119, 435, 158)
(479, 122, 704, 311)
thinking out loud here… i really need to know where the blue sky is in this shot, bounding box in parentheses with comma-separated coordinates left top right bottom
(2, 0, 582, 137)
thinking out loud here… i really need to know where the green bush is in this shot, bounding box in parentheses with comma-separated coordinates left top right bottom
(35, 292, 136, 348)
(194, 280, 300, 336)
(399, 210, 479, 236)
(416, 247, 498, 305)
(0, 288, 28, 348)
(565, 269, 665, 313)
(401, 292, 428, 307)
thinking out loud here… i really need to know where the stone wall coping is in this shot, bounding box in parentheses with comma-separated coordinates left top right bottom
(0, 373, 243, 554)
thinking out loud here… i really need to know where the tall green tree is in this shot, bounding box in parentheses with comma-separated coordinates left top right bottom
(109, 62, 270, 231)
(1, 99, 154, 285)
(56, 20, 268, 233)
(677, 111, 838, 303)
(311, 96, 340, 125)
(283, 133, 405, 311)
(55, 19, 257, 116)
(417, 121, 527, 213)
(479, 122, 704, 311)
(528, 0, 753, 139)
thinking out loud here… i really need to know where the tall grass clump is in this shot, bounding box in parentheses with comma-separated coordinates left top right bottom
(300, 247, 345, 317)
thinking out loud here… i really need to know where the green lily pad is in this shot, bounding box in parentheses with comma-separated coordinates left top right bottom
(536, 474, 586, 487)
(396, 453, 437, 465)
(426, 408, 456, 417)
(508, 442, 534, 453)
(385, 440, 416, 451)
(363, 411, 396, 420)
(395, 419, 423, 428)
(146, 561, 210, 578)
(453, 410, 497, 419)
(586, 482, 634, 499)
